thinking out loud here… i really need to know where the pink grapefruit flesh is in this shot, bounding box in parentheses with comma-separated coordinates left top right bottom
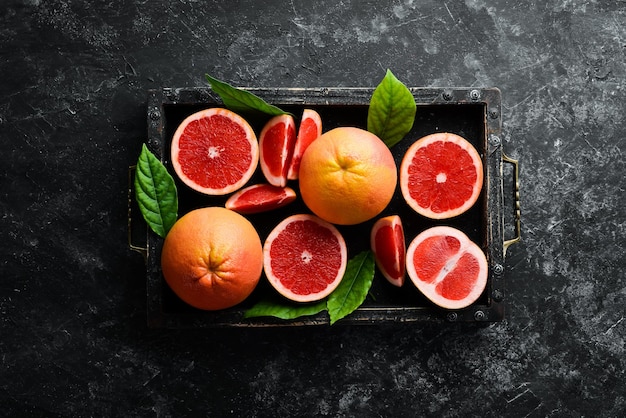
(263, 214, 347, 302)
(400, 132, 483, 219)
(259, 114, 296, 188)
(170, 108, 258, 195)
(287, 109, 322, 180)
(406, 226, 488, 310)
(370, 215, 406, 287)
(225, 183, 297, 214)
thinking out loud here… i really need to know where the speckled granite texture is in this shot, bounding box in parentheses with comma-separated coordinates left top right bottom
(1, 0, 624, 416)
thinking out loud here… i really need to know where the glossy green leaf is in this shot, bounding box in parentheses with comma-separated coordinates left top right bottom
(134, 144, 178, 238)
(244, 299, 327, 320)
(205, 74, 289, 116)
(367, 69, 416, 148)
(327, 251, 375, 325)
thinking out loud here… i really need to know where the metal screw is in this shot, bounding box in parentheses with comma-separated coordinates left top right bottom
(490, 135, 501, 146)
(493, 263, 504, 275)
(492, 289, 504, 302)
(489, 108, 499, 119)
(474, 310, 485, 321)
(442, 91, 453, 101)
(446, 312, 458, 322)
(149, 109, 160, 121)
(469, 89, 481, 101)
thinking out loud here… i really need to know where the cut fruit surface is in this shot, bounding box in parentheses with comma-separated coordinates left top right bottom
(370, 215, 406, 287)
(259, 114, 296, 187)
(171, 108, 258, 195)
(263, 214, 347, 302)
(400, 132, 483, 219)
(406, 226, 488, 310)
(287, 109, 322, 180)
(225, 183, 296, 214)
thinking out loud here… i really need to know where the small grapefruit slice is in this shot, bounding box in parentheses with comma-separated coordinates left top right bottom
(287, 109, 322, 180)
(171, 108, 258, 195)
(400, 132, 483, 219)
(263, 214, 347, 302)
(225, 183, 297, 214)
(259, 114, 296, 187)
(370, 215, 406, 287)
(406, 226, 488, 310)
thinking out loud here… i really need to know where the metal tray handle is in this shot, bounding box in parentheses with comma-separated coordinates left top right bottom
(128, 165, 148, 261)
(502, 154, 521, 256)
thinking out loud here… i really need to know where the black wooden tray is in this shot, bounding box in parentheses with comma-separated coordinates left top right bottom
(130, 86, 520, 328)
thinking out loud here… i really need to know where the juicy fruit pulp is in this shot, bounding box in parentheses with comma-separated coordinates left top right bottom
(263, 214, 347, 302)
(287, 109, 322, 180)
(161, 207, 264, 311)
(298, 127, 397, 225)
(406, 226, 487, 310)
(370, 215, 406, 287)
(171, 108, 258, 195)
(400, 132, 483, 219)
(225, 183, 296, 214)
(259, 114, 296, 188)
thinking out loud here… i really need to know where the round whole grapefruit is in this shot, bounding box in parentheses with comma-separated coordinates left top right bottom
(160, 207, 263, 310)
(298, 127, 397, 225)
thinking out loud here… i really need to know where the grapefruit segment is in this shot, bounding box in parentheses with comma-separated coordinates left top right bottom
(287, 109, 322, 180)
(406, 226, 488, 310)
(259, 114, 296, 187)
(400, 132, 483, 219)
(263, 214, 347, 302)
(370, 215, 406, 287)
(171, 108, 258, 195)
(225, 183, 296, 214)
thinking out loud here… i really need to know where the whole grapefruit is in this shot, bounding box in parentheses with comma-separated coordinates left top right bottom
(160, 207, 263, 310)
(298, 127, 397, 225)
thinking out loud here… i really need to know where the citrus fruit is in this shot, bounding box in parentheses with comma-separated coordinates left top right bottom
(406, 226, 488, 310)
(298, 127, 397, 225)
(160, 207, 263, 310)
(287, 108, 322, 180)
(259, 114, 296, 187)
(263, 214, 347, 302)
(225, 183, 297, 214)
(400, 132, 483, 219)
(170, 108, 258, 195)
(370, 215, 406, 287)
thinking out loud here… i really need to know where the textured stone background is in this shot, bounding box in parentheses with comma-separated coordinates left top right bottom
(1, 0, 624, 416)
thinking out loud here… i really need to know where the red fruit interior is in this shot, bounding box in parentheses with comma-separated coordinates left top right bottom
(288, 116, 319, 179)
(435, 253, 480, 301)
(228, 185, 294, 213)
(407, 141, 478, 213)
(178, 115, 253, 189)
(262, 121, 296, 179)
(412, 235, 461, 283)
(374, 224, 405, 280)
(269, 219, 343, 296)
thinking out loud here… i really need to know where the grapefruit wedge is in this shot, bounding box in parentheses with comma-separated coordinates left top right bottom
(406, 226, 488, 310)
(225, 183, 296, 214)
(259, 114, 296, 187)
(171, 108, 258, 195)
(400, 132, 483, 219)
(370, 215, 406, 287)
(263, 214, 347, 302)
(287, 109, 322, 180)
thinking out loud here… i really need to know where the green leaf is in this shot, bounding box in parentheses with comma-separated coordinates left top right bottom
(205, 74, 289, 116)
(134, 144, 178, 238)
(367, 69, 416, 148)
(327, 251, 375, 325)
(244, 299, 327, 320)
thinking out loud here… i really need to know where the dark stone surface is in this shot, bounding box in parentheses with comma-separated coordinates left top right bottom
(1, 0, 624, 416)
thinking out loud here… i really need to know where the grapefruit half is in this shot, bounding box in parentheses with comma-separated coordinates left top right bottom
(259, 114, 296, 187)
(400, 132, 483, 219)
(225, 183, 296, 214)
(263, 214, 347, 302)
(287, 108, 322, 180)
(171, 108, 258, 195)
(370, 215, 406, 287)
(406, 226, 488, 310)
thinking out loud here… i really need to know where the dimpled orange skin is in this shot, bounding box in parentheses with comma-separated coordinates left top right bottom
(160, 207, 263, 310)
(298, 127, 398, 225)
